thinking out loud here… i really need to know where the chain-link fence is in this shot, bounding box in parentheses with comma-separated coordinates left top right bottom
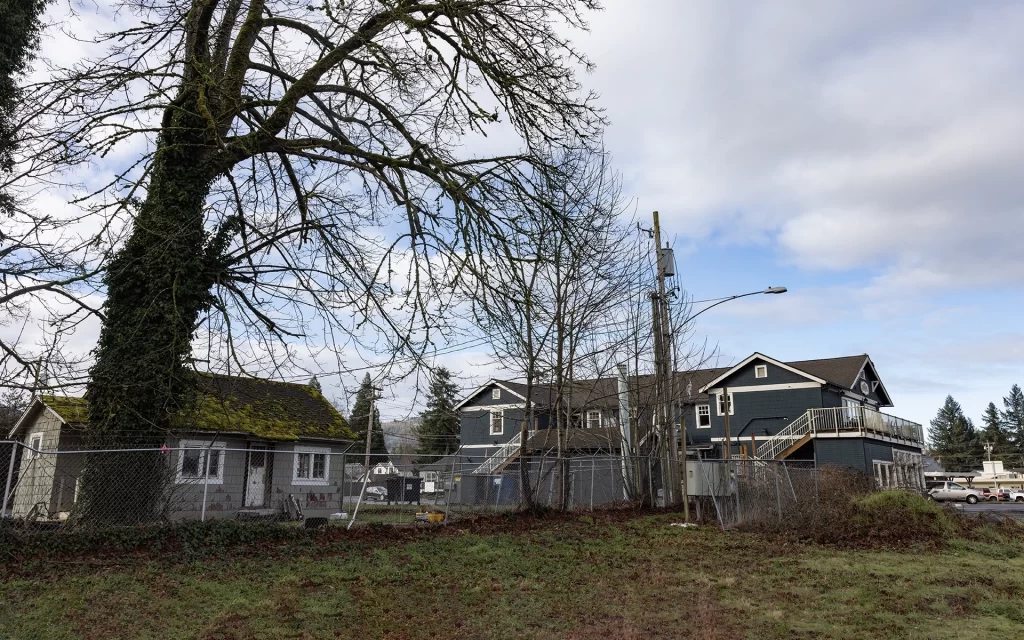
(0, 441, 673, 530)
(688, 457, 920, 529)
(3, 440, 921, 532)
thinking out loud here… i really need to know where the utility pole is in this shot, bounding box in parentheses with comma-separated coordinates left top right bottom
(651, 211, 679, 508)
(348, 383, 381, 530)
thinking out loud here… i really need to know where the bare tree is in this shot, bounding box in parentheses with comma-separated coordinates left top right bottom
(24, 0, 604, 522)
(474, 145, 643, 509)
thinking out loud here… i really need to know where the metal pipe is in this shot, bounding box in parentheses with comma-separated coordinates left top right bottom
(2, 441, 17, 517)
(200, 448, 211, 522)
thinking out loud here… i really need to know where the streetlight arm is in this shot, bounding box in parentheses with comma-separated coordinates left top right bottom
(682, 287, 787, 325)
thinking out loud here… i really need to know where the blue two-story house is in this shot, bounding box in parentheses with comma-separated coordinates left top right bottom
(453, 352, 925, 489)
(688, 352, 925, 487)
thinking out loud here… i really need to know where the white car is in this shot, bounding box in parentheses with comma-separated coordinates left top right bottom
(1008, 491, 1024, 503)
(927, 481, 984, 504)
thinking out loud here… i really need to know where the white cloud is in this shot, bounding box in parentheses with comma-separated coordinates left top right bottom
(586, 0, 1024, 291)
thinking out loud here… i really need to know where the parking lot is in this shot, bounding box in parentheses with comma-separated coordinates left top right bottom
(955, 502, 1024, 521)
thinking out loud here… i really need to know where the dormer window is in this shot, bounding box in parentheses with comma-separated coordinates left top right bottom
(755, 364, 767, 379)
(492, 388, 501, 400)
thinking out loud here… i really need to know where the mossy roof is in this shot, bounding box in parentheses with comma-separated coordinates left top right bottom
(37, 376, 356, 442)
(38, 395, 89, 424)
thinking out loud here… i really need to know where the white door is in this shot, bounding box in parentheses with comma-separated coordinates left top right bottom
(245, 446, 269, 507)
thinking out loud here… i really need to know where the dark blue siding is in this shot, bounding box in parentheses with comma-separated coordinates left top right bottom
(459, 407, 525, 446)
(814, 438, 866, 472)
(712, 359, 819, 388)
(813, 439, 924, 474)
(697, 387, 824, 442)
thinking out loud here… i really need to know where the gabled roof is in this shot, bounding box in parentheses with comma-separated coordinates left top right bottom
(699, 352, 827, 392)
(453, 378, 530, 411)
(786, 355, 869, 390)
(9, 375, 357, 442)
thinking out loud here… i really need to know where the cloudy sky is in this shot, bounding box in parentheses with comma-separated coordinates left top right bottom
(570, 0, 1024, 427)
(17, 0, 1024, 429)
(424, 0, 1024, 427)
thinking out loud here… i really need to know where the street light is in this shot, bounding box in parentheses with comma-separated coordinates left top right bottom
(684, 286, 787, 324)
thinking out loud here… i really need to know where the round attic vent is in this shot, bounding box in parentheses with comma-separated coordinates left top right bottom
(860, 381, 870, 394)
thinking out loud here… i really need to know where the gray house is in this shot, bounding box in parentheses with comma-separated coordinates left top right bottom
(4, 375, 357, 522)
(453, 352, 925, 489)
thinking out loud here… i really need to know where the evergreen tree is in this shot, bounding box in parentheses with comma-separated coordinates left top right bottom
(0, 0, 50, 214)
(415, 367, 461, 461)
(1002, 384, 1024, 453)
(981, 401, 1011, 456)
(350, 374, 388, 466)
(308, 375, 322, 394)
(929, 395, 983, 472)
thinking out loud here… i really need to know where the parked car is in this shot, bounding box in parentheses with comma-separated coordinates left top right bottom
(982, 488, 1011, 502)
(364, 486, 388, 502)
(928, 481, 984, 504)
(1008, 491, 1024, 503)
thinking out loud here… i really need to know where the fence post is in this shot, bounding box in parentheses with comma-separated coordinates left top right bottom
(648, 457, 654, 508)
(773, 463, 782, 522)
(200, 447, 211, 522)
(2, 442, 17, 517)
(733, 461, 741, 525)
(782, 461, 798, 501)
(590, 459, 595, 511)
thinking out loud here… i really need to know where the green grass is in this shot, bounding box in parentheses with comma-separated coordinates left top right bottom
(2, 512, 1024, 639)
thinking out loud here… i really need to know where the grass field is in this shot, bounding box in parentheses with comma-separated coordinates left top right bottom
(2, 511, 1024, 639)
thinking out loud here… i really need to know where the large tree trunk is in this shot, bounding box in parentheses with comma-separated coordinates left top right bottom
(78, 114, 218, 525)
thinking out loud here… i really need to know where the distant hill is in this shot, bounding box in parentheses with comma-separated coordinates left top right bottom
(382, 417, 421, 454)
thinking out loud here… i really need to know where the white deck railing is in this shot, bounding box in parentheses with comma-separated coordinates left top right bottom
(474, 430, 534, 475)
(756, 406, 923, 460)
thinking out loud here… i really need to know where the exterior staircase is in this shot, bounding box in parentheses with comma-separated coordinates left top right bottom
(474, 431, 533, 475)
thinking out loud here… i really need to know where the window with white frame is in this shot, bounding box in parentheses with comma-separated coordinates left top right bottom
(585, 410, 602, 429)
(492, 387, 501, 400)
(489, 409, 504, 435)
(716, 393, 735, 416)
(294, 446, 330, 485)
(696, 405, 711, 428)
(176, 440, 225, 484)
(26, 432, 43, 459)
(754, 364, 768, 379)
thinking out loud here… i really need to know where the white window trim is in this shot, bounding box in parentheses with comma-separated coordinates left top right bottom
(26, 432, 44, 459)
(492, 388, 501, 400)
(585, 410, 602, 429)
(293, 445, 331, 486)
(695, 405, 711, 429)
(489, 409, 504, 436)
(176, 440, 226, 485)
(754, 364, 768, 379)
(716, 393, 735, 417)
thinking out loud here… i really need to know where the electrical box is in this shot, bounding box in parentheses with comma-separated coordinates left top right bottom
(659, 247, 675, 277)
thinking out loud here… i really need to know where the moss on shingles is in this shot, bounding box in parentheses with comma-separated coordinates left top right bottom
(39, 395, 89, 424)
(175, 394, 356, 441)
(38, 381, 356, 442)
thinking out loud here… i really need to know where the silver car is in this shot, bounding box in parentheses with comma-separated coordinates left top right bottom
(928, 481, 983, 504)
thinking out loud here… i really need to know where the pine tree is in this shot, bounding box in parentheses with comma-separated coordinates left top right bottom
(981, 401, 1011, 456)
(308, 375, 322, 394)
(1002, 384, 1024, 453)
(350, 374, 389, 466)
(929, 395, 983, 472)
(415, 367, 461, 461)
